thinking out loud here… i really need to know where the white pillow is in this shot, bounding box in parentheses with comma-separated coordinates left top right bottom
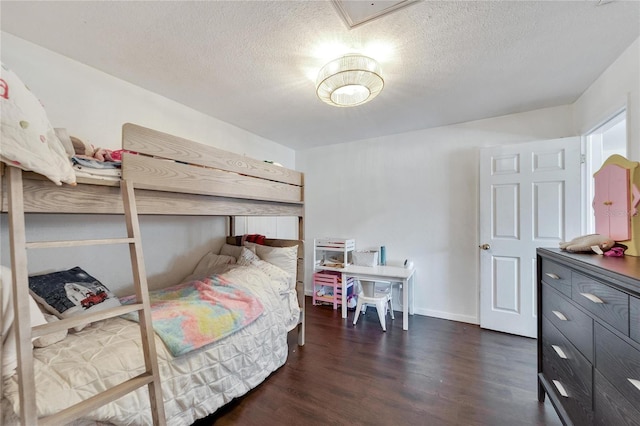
(183, 252, 236, 282)
(0, 63, 76, 186)
(237, 246, 260, 265)
(237, 247, 290, 293)
(1, 281, 18, 378)
(244, 242, 299, 290)
(219, 243, 254, 259)
(33, 313, 67, 348)
(1, 266, 67, 379)
(27, 292, 47, 328)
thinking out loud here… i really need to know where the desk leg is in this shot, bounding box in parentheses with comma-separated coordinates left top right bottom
(341, 272, 347, 319)
(402, 278, 409, 330)
(409, 273, 415, 315)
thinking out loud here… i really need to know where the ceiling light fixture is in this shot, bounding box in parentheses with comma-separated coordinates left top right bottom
(316, 54, 384, 107)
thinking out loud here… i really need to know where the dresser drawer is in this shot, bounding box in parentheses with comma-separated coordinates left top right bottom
(595, 322, 640, 407)
(537, 248, 640, 426)
(541, 259, 572, 297)
(631, 296, 640, 345)
(595, 370, 640, 426)
(542, 319, 593, 426)
(542, 317, 592, 395)
(572, 272, 629, 335)
(543, 283, 593, 362)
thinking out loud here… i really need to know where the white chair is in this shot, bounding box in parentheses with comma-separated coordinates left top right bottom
(352, 280, 394, 331)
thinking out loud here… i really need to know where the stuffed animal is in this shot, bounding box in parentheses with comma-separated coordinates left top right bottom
(559, 234, 615, 253)
(70, 135, 96, 158)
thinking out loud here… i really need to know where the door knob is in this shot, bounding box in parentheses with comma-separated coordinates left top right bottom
(479, 243, 491, 250)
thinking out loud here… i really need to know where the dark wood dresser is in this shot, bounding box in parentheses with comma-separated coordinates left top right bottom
(537, 248, 640, 426)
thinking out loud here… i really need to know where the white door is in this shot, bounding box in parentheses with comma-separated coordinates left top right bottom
(479, 138, 581, 337)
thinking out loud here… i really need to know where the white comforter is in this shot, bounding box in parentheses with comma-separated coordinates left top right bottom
(2, 265, 299, 425)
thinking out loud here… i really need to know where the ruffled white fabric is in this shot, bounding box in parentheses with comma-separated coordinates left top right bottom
(2, 265, 298, 425)
(0, 63, 75, 185)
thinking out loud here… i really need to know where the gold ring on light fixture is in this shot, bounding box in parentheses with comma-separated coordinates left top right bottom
(316, 54, 384, 107)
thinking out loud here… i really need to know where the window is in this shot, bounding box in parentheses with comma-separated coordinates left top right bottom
(583, 110, 628, 233)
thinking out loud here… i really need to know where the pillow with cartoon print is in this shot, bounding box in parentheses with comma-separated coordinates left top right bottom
(28, 266, 121, 331)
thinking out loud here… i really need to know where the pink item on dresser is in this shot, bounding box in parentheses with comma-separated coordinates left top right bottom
(593, 163, 631, 241)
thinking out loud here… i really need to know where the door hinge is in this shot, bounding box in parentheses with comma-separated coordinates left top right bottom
(580, 154, 586, 164)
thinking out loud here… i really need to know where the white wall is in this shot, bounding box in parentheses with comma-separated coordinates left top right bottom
(574, 37, 640, 161)
(0, 33, 295, 165)
(0, 33, 296, 294)
(299, 36, 639, 325)
(298, 105, 574, 324)
(3, 30, 637, 317)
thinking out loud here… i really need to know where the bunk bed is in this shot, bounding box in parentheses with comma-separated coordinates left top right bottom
(0, 123, 305, 425)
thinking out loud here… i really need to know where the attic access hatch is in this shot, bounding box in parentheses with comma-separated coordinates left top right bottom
(332, 0, 419, 29)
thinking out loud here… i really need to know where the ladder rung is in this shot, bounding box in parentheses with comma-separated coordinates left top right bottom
(38, 372, 155, 426)
(7, 169, 166, 425)
(31, 303, 143, 338)
(25, 237, 135, 249)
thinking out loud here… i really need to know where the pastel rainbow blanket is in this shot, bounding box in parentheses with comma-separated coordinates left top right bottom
(120, 275, 264, 356)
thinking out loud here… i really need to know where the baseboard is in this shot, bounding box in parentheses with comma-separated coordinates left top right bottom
(304, 291, 479, 325)
(409, 307, 479, 325)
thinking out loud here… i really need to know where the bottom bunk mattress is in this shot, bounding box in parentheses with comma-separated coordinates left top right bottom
(2, 264, 299, 425)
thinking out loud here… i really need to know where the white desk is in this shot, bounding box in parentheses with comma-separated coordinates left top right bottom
(336, 264, 415, 330)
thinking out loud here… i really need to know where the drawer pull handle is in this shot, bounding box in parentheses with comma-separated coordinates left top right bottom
(628, 378, 640, 391)
(580, 292, 604, 304)
(552, 310, 568, 321)
(552, 380, 569, 397)
(552, 345, 568, 359)
(545, 273, 560, 280)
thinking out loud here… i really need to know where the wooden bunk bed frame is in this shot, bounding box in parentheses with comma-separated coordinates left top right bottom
(0, 123, 305, 425)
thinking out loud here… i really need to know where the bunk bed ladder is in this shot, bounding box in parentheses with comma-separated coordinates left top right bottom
(6, 166, 166, 425)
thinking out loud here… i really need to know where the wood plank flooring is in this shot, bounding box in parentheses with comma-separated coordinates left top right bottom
(195, 297, 562, 425)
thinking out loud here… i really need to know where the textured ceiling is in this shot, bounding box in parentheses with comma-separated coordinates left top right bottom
(1, 1, 639, 151)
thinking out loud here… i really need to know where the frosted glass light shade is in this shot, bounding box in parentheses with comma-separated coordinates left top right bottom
(316, 54, 384, 107)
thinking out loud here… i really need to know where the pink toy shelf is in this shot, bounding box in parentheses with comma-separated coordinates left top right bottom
(312, 271, 355, 310)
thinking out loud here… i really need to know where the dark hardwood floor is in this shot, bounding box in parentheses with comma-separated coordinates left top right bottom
(195, 297, 562, 425)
